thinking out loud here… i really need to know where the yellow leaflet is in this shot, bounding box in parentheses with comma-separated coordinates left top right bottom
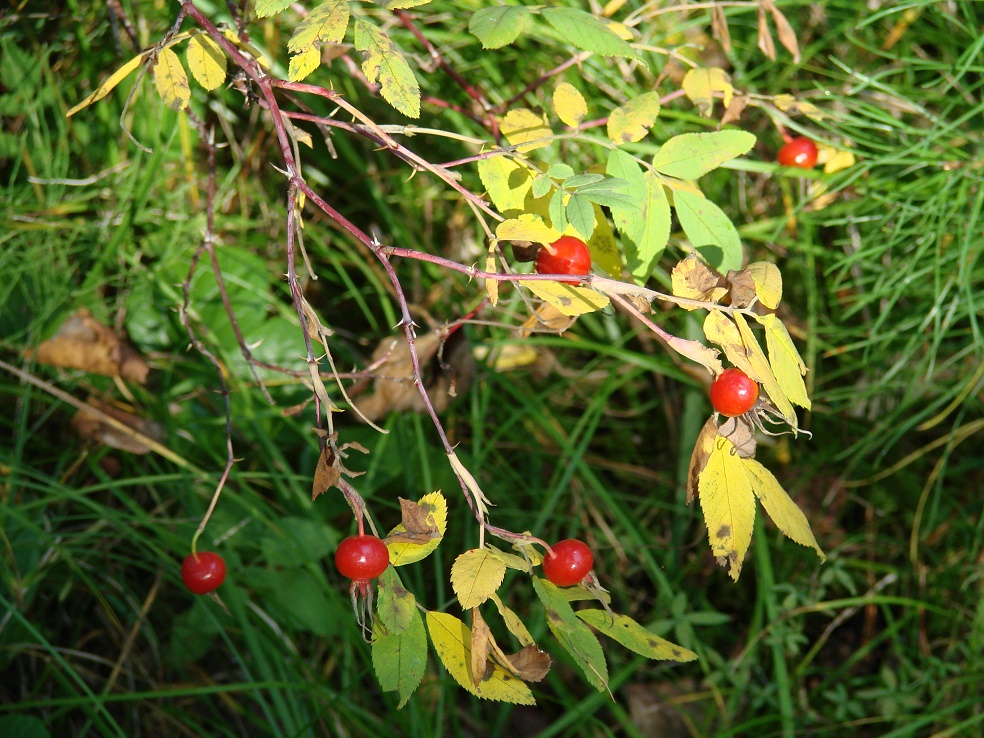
(822, 147, 856, 174)
(495, 213, 561, 244)
(682, 67, 733, 118)
(745, 261, 782, 309)
(288, 46, 320, 82)
(733, 313, 796, 423)
(354, 19, 420, 118)
(697, 434, 756, 581)
(756, 313, 810, 409)
(744, 457, 825, 561)
(576, 610, 698, 662)
(490, 593, 535, 647)
(773, 93, 828, 121)
(425, 611, 536, 705)
(386, 491, 448, 566)
(486, 545, 533, 573)
(153, 47, 191, 112)
(187, 32, 227, 91)
(499, 108, 552, 152)
(665, 336, 722, 377)
(520, 280, 610, 317)
(451, 548, 507, 609)
(287, 0, 349, 53)
(606, 91, 661, 144)
(478, 156, 535, 215)
(687, 416, 719, 503)
(553, 82, 587, 128)
(703, 311, 750, 368)
(586, 203, 622, 278)
(485, 250, 499, 306)
(68, 52, 148, 117)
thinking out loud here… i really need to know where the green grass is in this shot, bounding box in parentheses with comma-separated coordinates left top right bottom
(2, 1, 983, 736)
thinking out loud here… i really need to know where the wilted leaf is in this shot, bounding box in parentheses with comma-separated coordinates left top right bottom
(710, 5, 731, 53)
(652, 131, 756, 181)
(606, 91, 661, 144)
(288, 0, 349, 53)
(386, 491, 448, 566)
(719, 93, 750, 128)
(553, 82, 587, 128)
(577, 610, 698, 662)
(68, 52, 148, 117)
(757, 4, 776, 60)
(71, 399, 164, 454)
(500, 644, 552, 682)
(718, 415, 757, 458)
(682, 67, 733, 118)
(387, 497, 440, 543)
(469, 5, 532, 49)
(311, 444, 341, 501)
(746, 261, 782, 309)
(687, 417, 719, 503)
(520, 302, 576, 336)
(725, 268, 758, 308)
(499, 108, 552, 152)
(756, 313, 810, 409)
(773, 93, 828, 121)
(698, 434, 756, 580)
(354, 19, 420, 118)
(373, 605, 427, 708)
(763, 0, 800, 62)
(153, 47, 190, 112)
(671, 255, 726, 307)
(187, 32, 227, 91)
(673, 189, 743, 273)
(744, 457, 825, 561)
(470, 608, 495, 685)
(452, 549, 507, 610)
(491, 592, 535, 647)
(532, 577, 608, 691)
(520, 280, 610, 317)
(665, 336, 723, 377)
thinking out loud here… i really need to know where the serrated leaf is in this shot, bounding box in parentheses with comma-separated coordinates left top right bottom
(490, 593, 535, 647)
(548, 189, 568, 233)
(486, 546, 533, 573)
(652, 131, 755, 180)
(496, 213, 561, 244)
(67, 52, 146, 117)
(607, 165, 670, 283)
(478, 155, 535, 214)
(756, 314, 810, 409)
(745, 261, 782, 309)
(566, 194, 595, 239)
(354, 19, 420, 118)
(383, 0, 432, 8)
(426, 612, 536, 704)
(288, 0, 349, 53)
(682, 66, 733, 117)
(575, 178, 637, 209)
(546, 163, 575, 179)
(255, 0, 294, 18)
(744, 458, 825, 561)
(376, 566, 417, 634)
(576, 610, 698, 662)
(606, 91, 661, 144)
(469, 6, 532, 49)
(698, 434, 756, 581)
(288, 46, 321, 82)
(672, 189, 743, 274)
(373, 606, 427, 708)
(153, 48, 190, 112)
(553, 82, 587, 128)
(187, 33, 226, 91)
(541, 7, 640, 59)
(386, 491, 448, 566)
(499, 108, 551, 153)
(451, 549, 507, 610)
(563, 173, 604, 188)
(520, 281, 609, 316)
(531, 173, 552, 199)
(532, 577, 608, 691)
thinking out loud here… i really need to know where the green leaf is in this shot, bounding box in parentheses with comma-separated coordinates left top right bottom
(354, 19, 420, 118)
(566, 194, 595, 240)
(260, 517, 335, 566)
(255, 0, 294, 18)
(373, 606, 427, 708)
(288, 0, 349, 53)
(673, 189, 743, 273)
(0, 715, 50, 738)
(532, 577, 608, 691)
(376, 566, 418, 634)
(549, 190, 568, 233)
(607, 91, 661, 144)
(382, 0, 433, 8)
(469, 6, 532, 49)
(576, 610, 698, 662)
(651, 131, 756, 180)
(563, 173, 604, 188)
(540, 7, 640, 59)
(546, 162, 575, 179)
(477, 156, 534, 214)
(532, 173, 553, 199)
(608, 167, 670, 282)
(575, 178, 637, 209)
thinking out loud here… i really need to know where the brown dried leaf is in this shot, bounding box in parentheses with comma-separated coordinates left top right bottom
(500, 645, 552, 683)
(765, 0, 801, 62)
(31, 308, 149, 384)
(664, 335, 723, 376)
(671, 256, 726, 309)
(71, 399, 164, 454)
(710, 5, 731, 54)
(687, 417, 719, 503)
(725, 269, 758, 308)
(719, 93, 749, 128)
(519, 303, 576, 337)
(719, 416, 757, 458)
(384, 497, 440, 544)
(470, 608, 495, 686)
(311, 445, 341, 501)
(757, 4, 775, 61)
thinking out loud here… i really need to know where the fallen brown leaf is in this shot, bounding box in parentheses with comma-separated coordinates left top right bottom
(71, 398, 164, 454)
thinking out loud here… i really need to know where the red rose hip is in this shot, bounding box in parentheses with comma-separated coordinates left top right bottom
(777, 137, 819, 169)
(542, 539, 594, 587)
(535, 235, 592, 285)
(181, 551, 226, 595)
(335, 534, 390, 582)
(709, 368, 760, 417)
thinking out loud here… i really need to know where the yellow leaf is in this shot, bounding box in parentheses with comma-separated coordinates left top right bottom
(485, 250, 499, 306)
(490, 593, 535, 647)
(687, 417, 719, 503)
(682, 67, 733, 118)
(822, 146, 856, 174)
(666, 335, 722, 377)
(153, 47, 190, 112)
(698, 434, 756, 580)
(68, 52, 148, 117)
(354, 19, 420, 118)
(477, 155, 535, 215)
(288, 0, 349, 53)
(486, 545, 533, 573)
(520, 280, 610, 316)
(606, 91, 661, 144)
(553, 82, 587, 128)
(745, 261, 782, 309)
(744, 458, 825, 561)
(495, 213, 561, 244)
(386, 491, 448, 566)
(426, 611, 536, 705)
(586, 203, 622, 278)
(499, 108, 552, 152)
(451, 549, 507, 610)
(733, 313, 796, 423)
(773, 93, 828, 121)
(187, 32, 227, 91)
(756, 314, 810, 409)
(576, 610, 698, 662)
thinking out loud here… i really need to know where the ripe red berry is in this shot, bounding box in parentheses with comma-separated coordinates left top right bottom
(335, 535, 390, 582)
(709, 368, 760, 417)
(534, 235, 592, 285)
(542, 539, 594, 587)
(181, 552, 226, 595)
(777, 137, 819, 169)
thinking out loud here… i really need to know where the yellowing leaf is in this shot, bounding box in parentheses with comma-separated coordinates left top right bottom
(486, 545, 533, 573)
(652, 130, 756, 181)
(372, 605, 427, 708)
(666, 336, 722, 377)
(520, 280, 610, 316)
(426, 611, 536, 704)
(757, 313, 810, 409)
(485, 250, 499, 306)
(254, 0, 294, 18)
(606, 91, 661, 144)
(376, 566, 417, 634)
(682, 67, 733, 118)
(698, 434, 756, 580)
(478, 155, 535, 215)
(288, 0, 349, 53)
(499, 108, 552, 153)
(822, 146, 856, 174)
(553, 82, 587, 128)
(687, 417, 719, 503)
(576, 610, 698, 662)
(744, 457, 825, 561)
(490, 593, 535, 647)
(153, 47, 190, 112)
(67, 52, 148, 117)
(451, 549, 507, 610)
(288, 46, 321, 82)
(495, 213, 561, 244)
(733, 313, 796, 423)
(586, 203, 623, 278)
(746, 261, 782, 309)
(186, 33, 227, 91)
(354, 19, 420, 118)
(773, 93, 828, 121)
(386, 491, 448, 566)
(671, 254, 727, 308)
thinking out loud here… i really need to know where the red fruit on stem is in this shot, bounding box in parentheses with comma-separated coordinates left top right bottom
(710, 368, 760, 417)
(542, 539, 594, 587)
(534, 235, 592, 285)
(777, 137, 819, 169)
(181, 552, 226, 595)
(335, 534, 390, 582)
